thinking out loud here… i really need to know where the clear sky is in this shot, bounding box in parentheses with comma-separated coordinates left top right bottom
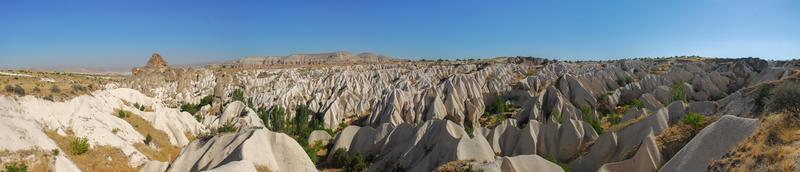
(1, 0, 799, 69)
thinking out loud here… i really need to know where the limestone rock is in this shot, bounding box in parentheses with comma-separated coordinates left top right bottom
(598, 134, 662, 172)
(500, 154, 564, 172)
(661, 115, 758, 172)
(168, 129, 316, 172)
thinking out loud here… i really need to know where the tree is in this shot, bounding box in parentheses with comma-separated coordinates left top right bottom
(767, 81, 800, 115)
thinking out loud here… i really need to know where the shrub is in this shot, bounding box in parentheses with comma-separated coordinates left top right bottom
(217, 121, 238, 133)
(69, 137, 90, 155)
(331, 148, 367, 172)
(4, 85, 14, 92)
(52, 149, 60, 156)
(545, 155, 572, 172)
(681, 112, 706, 128)
(550, 109, 562, 123)
(607, 113, 622, 125)
(112, 128, 120, 134)
(486, 97, 509, 115)
(766, 82, 800, 114)
(232, 89, 245, 102)
(181, 95, 214, 115)
(71, 84, 87, 92)
(755, 85, 773, 107)
(144, 134, 153, 145)
(50, 85, 61, 93)
(4, 163, 27, 172)
(117, 110, 128, 118)
(464, 125, 474, 138)
(628, 99, 645, 109)
(7, 85, 25, 96)
(581, 106, 603, 134)
(623, 76, 634, 84)
(670, 83, 687, 102)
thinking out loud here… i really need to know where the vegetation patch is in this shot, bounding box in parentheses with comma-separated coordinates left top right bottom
(766, 81, 800, 114)
(180, 95, 213, 115)
(45, 130, 138, 172)
(115, 109, 181, 162)
(709, 113, 800, 171)
(670, 83, 687, 103)
(656, 115, 718, 161)
(329, 148, 367, 172)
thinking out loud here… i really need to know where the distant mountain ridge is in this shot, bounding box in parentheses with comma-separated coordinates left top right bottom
(226, 51, 401, 67)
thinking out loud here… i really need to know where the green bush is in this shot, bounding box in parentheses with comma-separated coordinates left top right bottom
(144, 134, 153, 145)
(331, 148, 367, 172)
(606, 113, 622, 125)
(766, 82, 800, 114)
(232, 89, 245, 102)
(117, 110, 128, 118)
(623, 76, 634, 84)
(69, 137, 90, 155)
(550, 109, 562, 123)
(464, 125, 474, 138)
(681, 112, 706, 128)
(217, 121, 238, 133)
(545, 155, 572, 172)
(628, 99, 645, 109)
(180, 95, 214, 115)
(486, 97, 509, 115)
(581, 106, 603, 134)
(755, 85, 773, 107)
(670, 83, 687, 102)
(4, 163, 27, 172)
(52, 149, 60, 156)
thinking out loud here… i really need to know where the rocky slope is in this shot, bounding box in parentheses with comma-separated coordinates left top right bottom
(2, 53, 799, 172)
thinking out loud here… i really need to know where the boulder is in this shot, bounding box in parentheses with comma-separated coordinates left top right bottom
(512, 120, 541, 155)
(167, 129, 316, 172)
(368, 120, 494, 172)
(557, 119, 586, 161)
(500, 154, 564, 172)
(203, 160, 257, 172)
(569, 132, 619, 172)
(557, 74, 598, 109)
(639, 93, 664, 110)
(141, 161, 169, 172)
(661, 115, 758, 172)
(687, 101, 718, 115)
(653, 86, 671, 105)
(666, 101, 686, 124)
(598, 134, 662, 172)
(307, 130, 332, 146)
(487, 119, 521, 156)
(622, 108, 647, 123)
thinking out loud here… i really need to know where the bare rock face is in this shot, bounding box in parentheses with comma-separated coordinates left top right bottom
(147, 53, 169, 68)
(133, 53, 169, 75)
(661, 115, 759, 172)
(598, 134, 662, 172)
(500, 154, 564, 172)
(168, 129, 316, 172)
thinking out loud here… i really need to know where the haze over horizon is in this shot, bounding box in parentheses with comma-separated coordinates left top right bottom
(2, 0, 799, 69)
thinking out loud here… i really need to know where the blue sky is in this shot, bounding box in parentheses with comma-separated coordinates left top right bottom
(1, 0, 799, 68)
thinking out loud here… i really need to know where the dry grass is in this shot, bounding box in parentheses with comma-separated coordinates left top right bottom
(116, 109, 181, 162)
(435, 160, 477, 172)
(44, 130, 138, 172)
(0, 149, 53, 172)
(606, 111, 650, 132)
(0, 70, 121, 101)
(709, 113, 800, 172)
(656, 115, 719, 161)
